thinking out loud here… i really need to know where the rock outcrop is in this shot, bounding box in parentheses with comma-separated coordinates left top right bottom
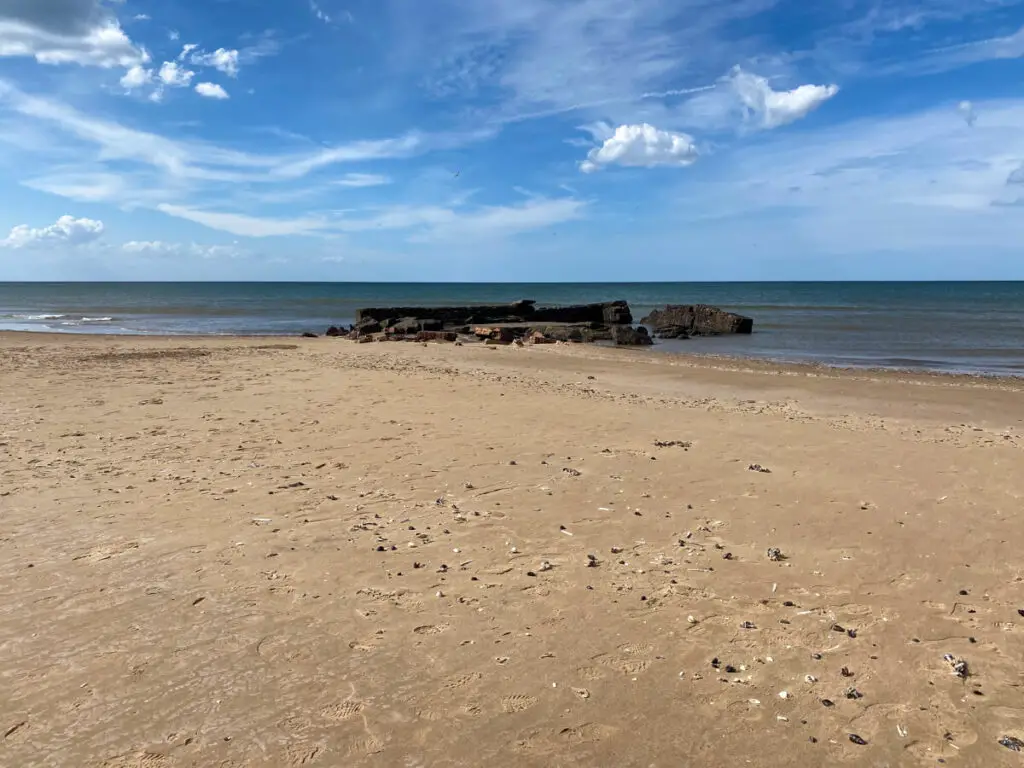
(354, 300, 631, 328)
(640, 305, 753, 338)
(330, 300, 751, 346)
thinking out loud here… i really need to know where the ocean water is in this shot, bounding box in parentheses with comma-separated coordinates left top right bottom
(1, 281, 1023, 376)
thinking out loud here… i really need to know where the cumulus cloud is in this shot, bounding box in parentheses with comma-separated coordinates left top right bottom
(195, 82, 229, 99)
(580, 123, 699, 173)
(729, 69, 839, 130)
(1, 215, 104, 248)
(158, 60, 195, 87)
(191, 48, 239, 77)
(0, 0, 146, 69)
(119, 64, 152, 90)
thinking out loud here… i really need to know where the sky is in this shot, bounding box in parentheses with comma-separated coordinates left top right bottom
(0, 0, 1023, 281)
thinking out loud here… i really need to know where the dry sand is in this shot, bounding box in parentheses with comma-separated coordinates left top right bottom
(2, 333, 1024, 768)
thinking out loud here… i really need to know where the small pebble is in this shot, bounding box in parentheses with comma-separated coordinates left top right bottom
(849, 734, 867, 746)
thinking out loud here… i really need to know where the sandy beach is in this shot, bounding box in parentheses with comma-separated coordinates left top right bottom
(2, 333, 1023, 768)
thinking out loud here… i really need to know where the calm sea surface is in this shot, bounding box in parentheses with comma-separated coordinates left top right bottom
(1, 282, 1022, 376)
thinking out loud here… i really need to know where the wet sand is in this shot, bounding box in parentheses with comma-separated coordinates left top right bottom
(2, 333, 1023, 767)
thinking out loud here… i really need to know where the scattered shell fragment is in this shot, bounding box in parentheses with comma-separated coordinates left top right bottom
(748, 699, 761, 706)
(844, 687, 863, 700)
(586, 554, 599, 568)
(943, 653, 969, 678)
(766, 547, 784, 562)
(804, 675, 818, 683)
(897, 724, 908, 738)
(687, 615, 699, 624)
(539, 561, 552, 572)
(739, 621, 756, 630)
(748, 464, 772, 473)
(573, 688, 591, 699)
(849, 734, 868, 746)
(778, 691, 790, 700)
(1000, 736, 1024, 752)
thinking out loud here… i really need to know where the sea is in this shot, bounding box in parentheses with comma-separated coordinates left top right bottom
(1, 281, 1023, 376)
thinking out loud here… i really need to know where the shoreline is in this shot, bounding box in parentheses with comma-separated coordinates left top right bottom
(3, 328, 1024, 388)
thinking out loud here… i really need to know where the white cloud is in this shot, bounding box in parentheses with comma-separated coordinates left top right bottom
(894, 24, 1024, 76)
(122, 240, 243, 258)
(158, 60, 194, 87)
(413, 0, 776, 127)
(120, 64, 152, 90)
(0, 82, 450, 184)
(156, 204, 329, 237)
(191, 48, 240, 77)
(729, 68, 839, 130)
(1, 215, 104, 248)
(154, 196, 584, 241)
(310, 1, 331, 23)
(133, 14, 151, 22)
(667, 98, 1024, 256)
(195, 82, 229, 100)
(333, 173, 392, 187)
(580, 123, 699, 172)
(0, 19, 146, 68)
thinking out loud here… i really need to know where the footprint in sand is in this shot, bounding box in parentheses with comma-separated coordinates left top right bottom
(617, 642, 653, 656)
(444, 672, 482, 690)
(286, 743, 325, 766)
(593, 654, 651, 675)
(413, 624, 449, 636)
(575, 666, 606, 681)
(558, 723, 618, 744)
(102, 752, 170, 768)
(501, 694, 538, 714)
(321, 701, 364, 721)
(345, 735, 384, 756)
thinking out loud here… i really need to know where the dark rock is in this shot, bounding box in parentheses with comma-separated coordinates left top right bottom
(641, 304, 753, 337)
(415, 330, 458, 343)
(473, 326, 519, 343)
(354, 317, 382, 335)
(532, 301, 632, 325)
(386, 317, 443, 335)
(610, 325, 653, 346)
(355, 300, 633, 330)
(325, 326, 343, 337)
(356, 302, 537, 325)
(535, 324, 613, 343)
(301, 332, 318, 338)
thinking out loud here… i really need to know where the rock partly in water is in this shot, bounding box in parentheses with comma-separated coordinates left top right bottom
(640, 304, 753, 338)
(355, 300, 632, 329)
(610, 325, 653, 346)
(325, 325, 344, 337)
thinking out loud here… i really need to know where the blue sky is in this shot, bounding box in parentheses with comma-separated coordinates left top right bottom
(0, 0, 1023, 280)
